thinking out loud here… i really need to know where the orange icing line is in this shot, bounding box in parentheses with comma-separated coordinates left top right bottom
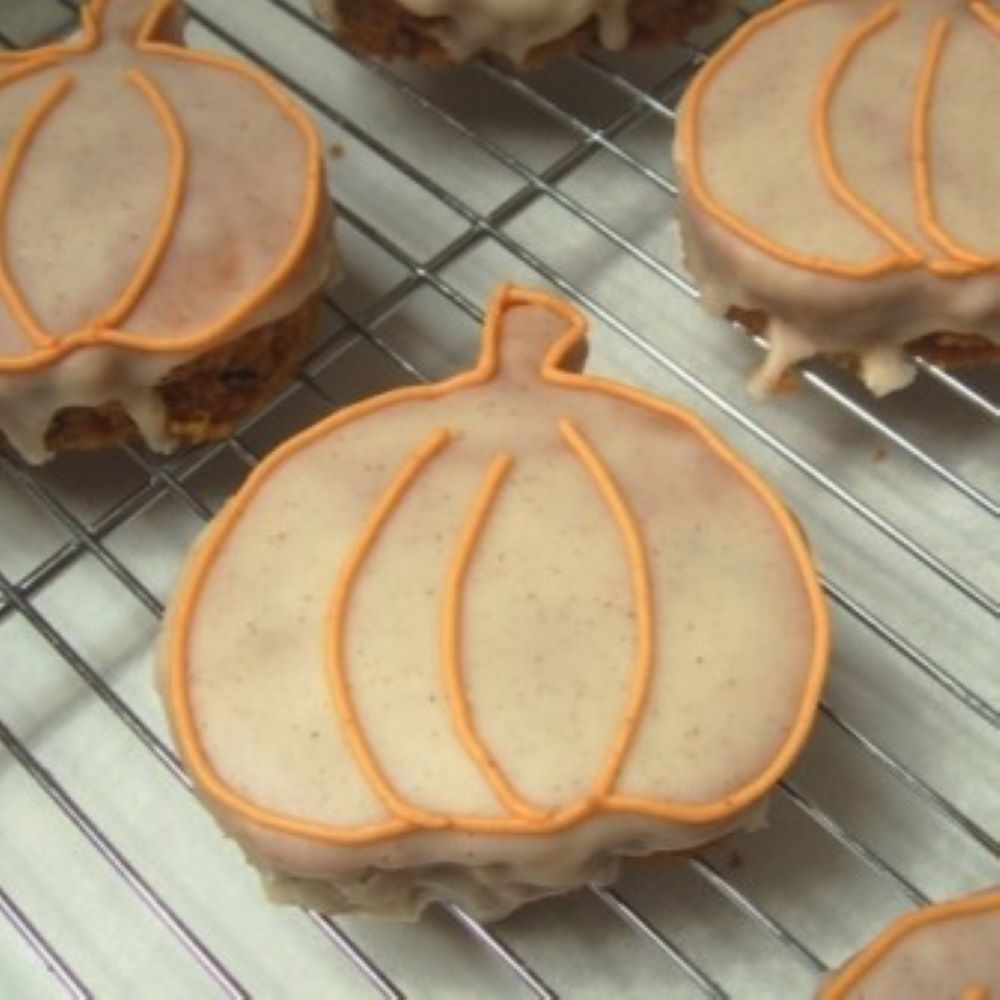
(814, 2, 923, 265)
(971, 0, 1000, 32)
(559, 419, 654, 800)
(821, 888, 1000, 999)
(442, 453, 551, 823)
(0, 57, 60, 85)
(97, 68, 188, 331)
(325, 427, 453, 831)
(0, 0, 325, 374)
(913, 17, 993, 273)
(0, 74, 73, 352)
(168, 286, 830, 845)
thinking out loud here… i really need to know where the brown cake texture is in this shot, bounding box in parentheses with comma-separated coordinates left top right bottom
(732, 308, 1000, 376)
(34, 295, 323, 455)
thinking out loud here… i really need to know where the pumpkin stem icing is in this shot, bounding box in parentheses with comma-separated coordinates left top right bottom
(489, 302, 585, 384)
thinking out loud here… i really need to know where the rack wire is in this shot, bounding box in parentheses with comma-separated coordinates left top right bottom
(0, 1, 996, 996)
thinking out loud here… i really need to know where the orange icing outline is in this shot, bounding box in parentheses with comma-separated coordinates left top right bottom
(814, 2, 922, 269)
(0, 74, 71, 351)
(972, 0, 1000, 31)
(167, 286, 830, 846)
(821, 888, 1000, 999)
(679, 0, 1000, 281)
(326, 427, 455, 832)
(914, 17, 994, 273)
(558, 418, 655, 800)
(100, 68, 188, 330)
(442, 452, 552, 823)
(0, 0, 324, 374)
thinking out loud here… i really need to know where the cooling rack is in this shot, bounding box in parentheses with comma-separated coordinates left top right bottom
(0, 0, 997, 996)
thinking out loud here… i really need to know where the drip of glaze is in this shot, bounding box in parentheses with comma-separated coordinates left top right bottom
(393, 0, 632, 63)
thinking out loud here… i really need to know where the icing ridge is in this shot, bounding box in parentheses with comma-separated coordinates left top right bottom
(103, 68, 188, 329)
(0, 75, 73, 351)
(442, 451, 550, 822)
(815, 1, 922, 271)
(326, 427, 457, 832)
(559, 418, 654, 801)
(912, 17, 991, 271)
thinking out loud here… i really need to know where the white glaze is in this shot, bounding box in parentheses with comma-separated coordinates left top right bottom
(313, 0, 634, 63)
(161, 299, 824, 920)
(675, 0, 1000, 395)
(0, 0, 332, 462)
(257, 805, 769, 919)
(677, 198, 1000, 397)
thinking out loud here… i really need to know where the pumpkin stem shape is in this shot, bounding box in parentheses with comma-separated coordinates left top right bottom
(491, 302, 588, 383)
(86, 0, 173, 48)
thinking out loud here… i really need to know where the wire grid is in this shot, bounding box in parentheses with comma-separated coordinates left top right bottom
(0, 1, 996, 997)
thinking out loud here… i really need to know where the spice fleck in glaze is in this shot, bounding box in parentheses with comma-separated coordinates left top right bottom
(162, 286, 829, 920)
(675, 0, 1000, 396)
(0, 0, 330, 461)
(821, 889, 1000, 999)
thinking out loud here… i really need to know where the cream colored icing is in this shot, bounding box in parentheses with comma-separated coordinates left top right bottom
(258, 804, 770, 920)
(821, 891, 1000, 1000)
(312, 0, 633, 63)
(675, 0, 1000, 396)
(0, 0, 332, 462)
(159, 287, 828, 920)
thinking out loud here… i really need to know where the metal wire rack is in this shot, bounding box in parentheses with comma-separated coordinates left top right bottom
(0, 0, 996, 996)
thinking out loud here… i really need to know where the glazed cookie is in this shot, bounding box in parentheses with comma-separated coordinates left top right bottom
(821, 889, 1000, 999)
(310, 0, 723, 68)
(0, 0, 334, 463)
(674, 0, 1000, 396)
(161, 286, 829, 921)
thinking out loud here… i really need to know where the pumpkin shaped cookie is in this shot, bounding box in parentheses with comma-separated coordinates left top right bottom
(0, 0, 334, 463)
(821, 889, 1000, 999)
(161, 286, 828, 920)
(675, 0, 1000, 396)
(310, 0, 724, 67)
